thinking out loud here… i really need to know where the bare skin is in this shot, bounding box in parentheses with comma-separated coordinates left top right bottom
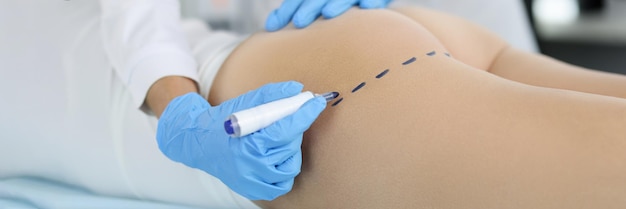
(392, 7, 626, 99)
(146, 76, 198, 117)
(197, 7, 626, 209)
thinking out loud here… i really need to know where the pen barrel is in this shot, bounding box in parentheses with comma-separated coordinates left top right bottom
(228, 91, 315, 137)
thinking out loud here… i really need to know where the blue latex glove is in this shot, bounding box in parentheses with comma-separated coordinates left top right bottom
(265, 0, 393, 31)
(156, 81, 326, 200)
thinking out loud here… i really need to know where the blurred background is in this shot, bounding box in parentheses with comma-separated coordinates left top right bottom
(524, 0, 626, 75)
(180, 0, 626, 74)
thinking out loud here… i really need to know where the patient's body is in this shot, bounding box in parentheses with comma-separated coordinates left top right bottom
(205, 7, 626, 209)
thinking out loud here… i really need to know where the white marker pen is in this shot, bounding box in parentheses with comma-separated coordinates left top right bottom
(224, 91, 338, 137)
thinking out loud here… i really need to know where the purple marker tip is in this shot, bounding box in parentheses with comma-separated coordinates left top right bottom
(224, 119, 234, 135)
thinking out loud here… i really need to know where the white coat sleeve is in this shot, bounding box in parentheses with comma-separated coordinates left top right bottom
(99, 0, 199, 110)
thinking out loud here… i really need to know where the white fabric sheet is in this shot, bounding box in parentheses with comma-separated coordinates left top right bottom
(0, 1, 257, 208)
(0, 177, 204, 209)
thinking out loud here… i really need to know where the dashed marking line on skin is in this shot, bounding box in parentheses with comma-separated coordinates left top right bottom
(444, 52, 451, 57)
(402, 57, 417, 65)
(332, 98, 344, 106)
(376, 69, 390, 79)
(352, 82, 367, 93)
(333, 50, 440, 107)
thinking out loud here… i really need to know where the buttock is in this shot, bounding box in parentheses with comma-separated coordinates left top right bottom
(206, 8, 508, 208)
(208, 8, 455, 105)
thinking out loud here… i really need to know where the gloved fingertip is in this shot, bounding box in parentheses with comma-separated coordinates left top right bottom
(309, 96, 328, 110)
(323, 0, 358, 18)
(284, 80, 304, 89)
(360, 0, 385, 9)
(274, 153, 302, 174)
(293, 14, 313, 29)
(280, 81, 304, 95)
(265, 11, 284, 32)
(246, 177, 293, 201)
(251, 81, 304, 104)
(296, 97, 327, 119)
(271, 179, 295, 198)
(359, 4, 376, 9)
(262, 81, 302, 94)
(294, 97, 326, 120)
(259, 96, 325, 141)
(293, 21, 309, 29)
(321, 7, 343, 19)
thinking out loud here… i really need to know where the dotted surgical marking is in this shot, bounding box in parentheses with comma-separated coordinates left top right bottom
(352, 82, 367, 93)
(332, 98, 344, 106)
(376, 69, 390, 79)
(402, 57, 416, 65)
(332, 50, 450, 107)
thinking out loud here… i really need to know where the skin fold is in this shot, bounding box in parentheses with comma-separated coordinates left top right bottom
(205, 7, 626, 209)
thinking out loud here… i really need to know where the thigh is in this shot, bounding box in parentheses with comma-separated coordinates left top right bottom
(210, 8, 626, 209)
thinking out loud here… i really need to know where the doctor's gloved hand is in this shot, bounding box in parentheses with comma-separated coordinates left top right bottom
(265, 0, 393, 31)
(156, 81, 326, 200)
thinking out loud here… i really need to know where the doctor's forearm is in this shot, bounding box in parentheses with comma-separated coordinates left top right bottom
(146, 76, 199, 118)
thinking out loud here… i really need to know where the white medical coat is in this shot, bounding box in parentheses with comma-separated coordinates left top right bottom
(100, 0, 200, 109)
